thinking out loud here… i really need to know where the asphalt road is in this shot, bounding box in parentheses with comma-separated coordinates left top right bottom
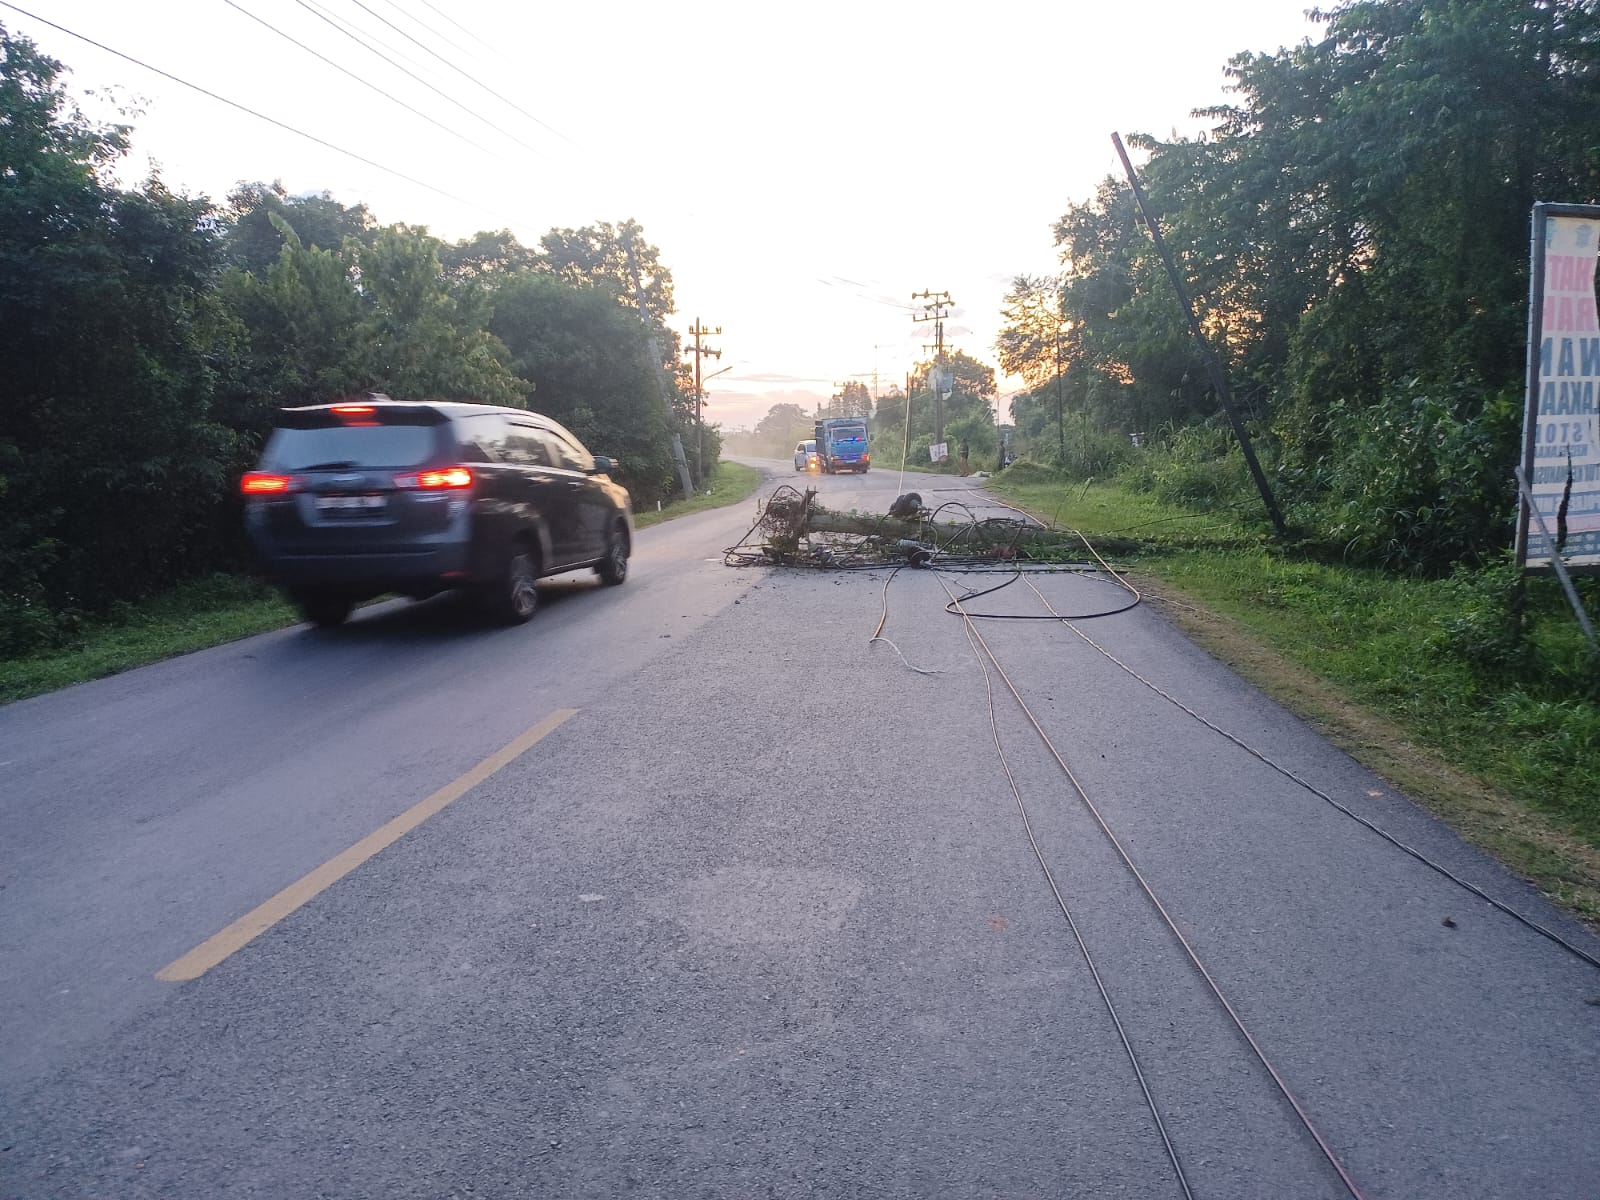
(3, 457, 1599, 1199)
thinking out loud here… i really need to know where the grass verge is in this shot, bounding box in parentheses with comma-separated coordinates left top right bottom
(990, 464, 1600, 927)
(0, 575, 295, 706)
(1, 459, 767, 706)
(633, 460, 762, 529)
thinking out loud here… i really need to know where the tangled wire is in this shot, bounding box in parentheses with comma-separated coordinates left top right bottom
(723, 486, 1083, 570)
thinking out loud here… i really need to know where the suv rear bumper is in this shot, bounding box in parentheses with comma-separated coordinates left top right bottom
(251, 542, 474, 597)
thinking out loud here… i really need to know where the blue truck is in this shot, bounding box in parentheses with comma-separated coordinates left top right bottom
(815, 417, 870, 474)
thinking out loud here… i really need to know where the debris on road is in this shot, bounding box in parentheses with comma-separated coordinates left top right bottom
(724, 485, 1132, 568)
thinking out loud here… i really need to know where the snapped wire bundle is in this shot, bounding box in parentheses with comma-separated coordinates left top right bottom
(723, 487, 1118, 574)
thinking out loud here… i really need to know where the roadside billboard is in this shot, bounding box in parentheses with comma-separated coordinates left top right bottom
(1518, 203, 1600, 573)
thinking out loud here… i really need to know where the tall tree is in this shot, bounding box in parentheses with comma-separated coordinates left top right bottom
(441, 228, 538, 280)
(752, 402, 815, 455)
(0, 23, 236, 637)
(215, 216, 370, 438)
(825, 380, 873, 418)
(996, 273, 1065, 390)
(221, 181, 374, 276)
(539, 218, 673, 332)
(357, 225, 524, 407)
(1031, 0, 1600, 567)
(488, 272, 678, 502)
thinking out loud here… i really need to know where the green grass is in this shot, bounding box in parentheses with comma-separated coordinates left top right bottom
(0, 575, 296, 706)
(990, 464, 1600, 922)
(2, 459, 767, 706)
(633, 460, 762, 528)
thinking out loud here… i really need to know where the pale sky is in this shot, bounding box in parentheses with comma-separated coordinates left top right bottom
(7, 0, 1324, 429)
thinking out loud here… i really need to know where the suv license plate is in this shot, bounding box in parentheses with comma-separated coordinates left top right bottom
(316, 494, 386, 512)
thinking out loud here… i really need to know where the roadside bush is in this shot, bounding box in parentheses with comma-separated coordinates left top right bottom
(0, 589, 79, 658)
(1280, 381, 1520, 574)
(1039, 412, 1136, 479)
(1429, 555, 1529, 677)
(1124, 420, 1259, 511)
(999, 460, 1069, 487)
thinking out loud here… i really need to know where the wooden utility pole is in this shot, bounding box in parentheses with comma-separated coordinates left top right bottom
(902, 370, 914, 473)
(685, 318, 721, 484)
(1111, 132, 1287, 539)
(1054, 323, 1065, 462)
(912, 290, 952, 450)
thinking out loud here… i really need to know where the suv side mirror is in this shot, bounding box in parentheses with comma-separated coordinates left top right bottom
(591, 455, 617, 474)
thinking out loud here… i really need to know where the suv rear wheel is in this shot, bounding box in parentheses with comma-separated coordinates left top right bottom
(296, 590, 353, 629)
(485, 543, 540, 624)
(597, 523, 629, 586)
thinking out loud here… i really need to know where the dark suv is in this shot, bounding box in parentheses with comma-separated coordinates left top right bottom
(241, 398, 633, 627)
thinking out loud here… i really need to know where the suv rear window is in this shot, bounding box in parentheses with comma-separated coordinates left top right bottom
(266, 425, 440, 470)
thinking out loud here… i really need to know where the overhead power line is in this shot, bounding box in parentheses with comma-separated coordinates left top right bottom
(290, 0, 546, 155)
(0, 1, 483, 210)
(347, 0, 570, 143)
(222, 0, 490, 155)
(813, 277, 918, 313)
(375, 0, 474, 63)
(416, 0, 498, 56)
(299, 0, 433, 76)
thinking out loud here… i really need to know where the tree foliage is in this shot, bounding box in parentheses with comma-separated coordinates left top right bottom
(223, 181, 375, 275)
(749, 402, 816, 456)
(489, 272, 677, 502)
(538, 218, 677, 355)
(0, 22, 712, 651)
(883, 350, 1000, 466)
(1, 27, 233, 649)
(822, 381, 873, 418)
(999, 0, 1600, 571)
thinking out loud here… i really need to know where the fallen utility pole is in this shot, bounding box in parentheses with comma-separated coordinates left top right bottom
(745, 489, 1139, 560)
(804, 508, 1124, 549)
(1111, 132, 1288, 540)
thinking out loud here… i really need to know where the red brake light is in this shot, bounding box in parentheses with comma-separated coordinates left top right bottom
(331, 404, 375, 415)
(396, 466, 474, 489)
(241, 472, 298, 495)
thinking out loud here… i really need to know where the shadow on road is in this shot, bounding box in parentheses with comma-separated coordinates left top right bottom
(295, 574, 608, 642)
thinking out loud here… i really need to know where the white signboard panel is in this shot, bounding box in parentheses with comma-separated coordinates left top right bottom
(1518, 205, 1600, 571)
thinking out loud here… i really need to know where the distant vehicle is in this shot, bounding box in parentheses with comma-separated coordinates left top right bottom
(241, 397, 632, 628)
(794, 439, 819, 471)
(815, 417, 869, 473)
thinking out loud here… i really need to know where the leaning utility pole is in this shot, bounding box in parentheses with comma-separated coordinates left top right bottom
(624, 232, 694, 501)
(685, 318, 722, 484)
(1111, 132, 1287, 539)
(912, 290, 953, 450)
(1054, 323, 1065, 462)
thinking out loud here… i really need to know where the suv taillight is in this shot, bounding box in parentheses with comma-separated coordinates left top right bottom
(394, 466, 474, 490)
(241, 472, 299, 495)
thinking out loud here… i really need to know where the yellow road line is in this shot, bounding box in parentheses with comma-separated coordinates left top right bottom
(156, 708, 579, 983)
